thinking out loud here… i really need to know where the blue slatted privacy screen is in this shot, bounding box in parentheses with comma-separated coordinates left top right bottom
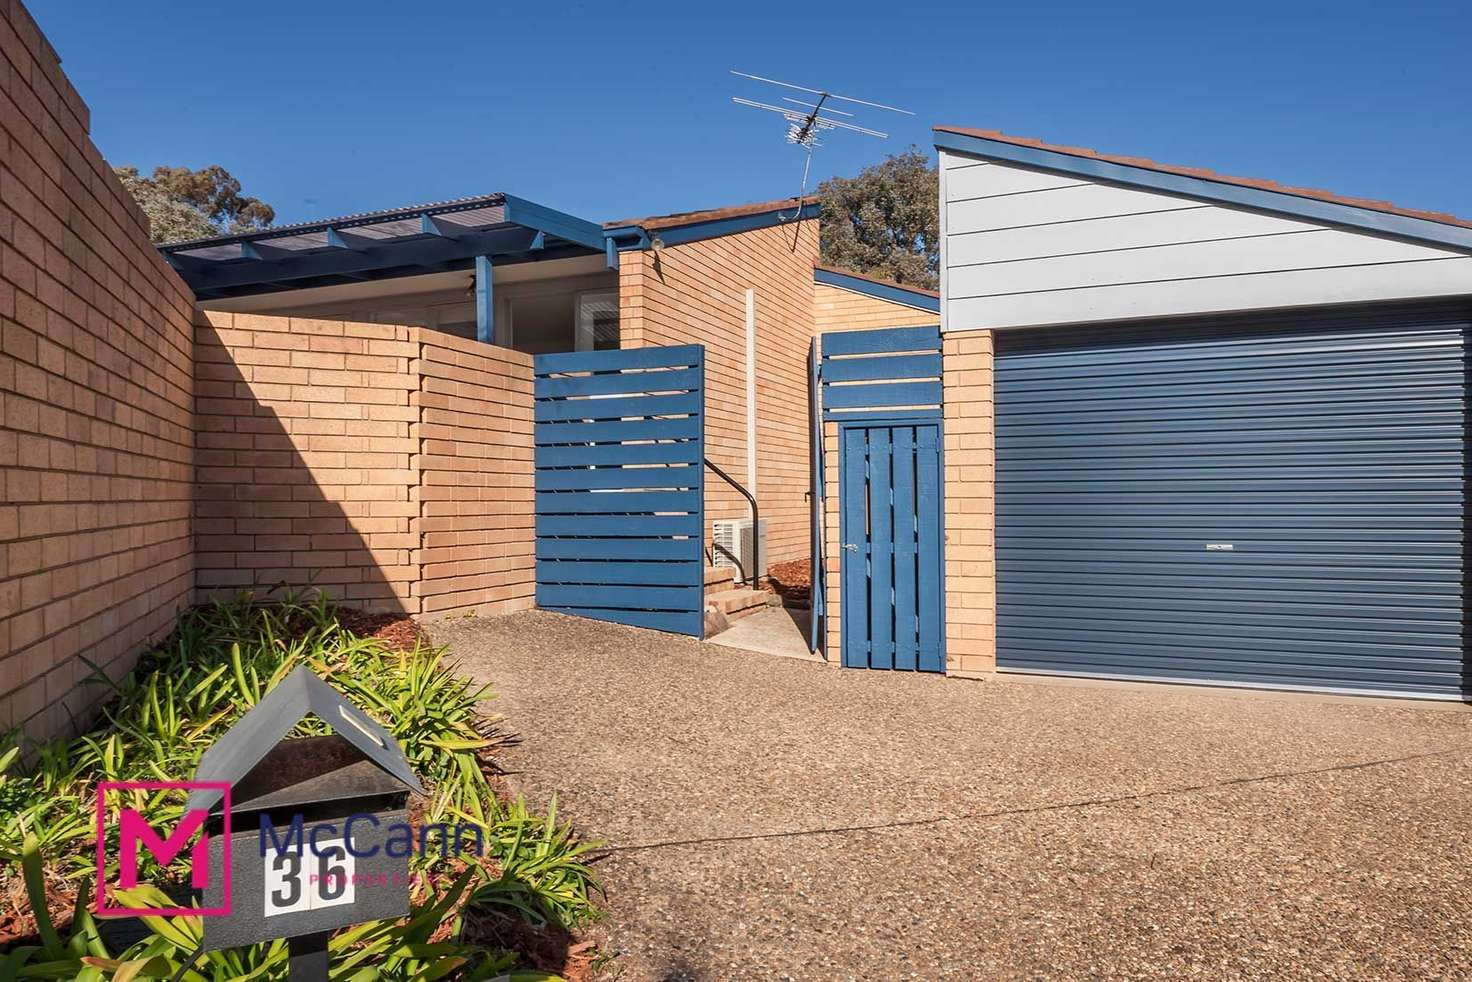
(533, 345, 705, 637)
(995, 311, 1468, 698)
(821, 326, 942, 420)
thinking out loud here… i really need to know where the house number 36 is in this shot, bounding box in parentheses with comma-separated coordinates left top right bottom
(264, 838, 356, 916)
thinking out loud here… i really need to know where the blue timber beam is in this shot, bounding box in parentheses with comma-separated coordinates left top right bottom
(475, 255, 494, 344)
(181, 226, 542, 294)
(501, 194, 606, 250)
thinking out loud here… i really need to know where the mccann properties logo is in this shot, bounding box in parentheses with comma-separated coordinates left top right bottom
(95, 781, 232, 917)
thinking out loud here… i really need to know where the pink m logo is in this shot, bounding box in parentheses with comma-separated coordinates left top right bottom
(97, 781, 232, 918)
(117, 807, 211, 889)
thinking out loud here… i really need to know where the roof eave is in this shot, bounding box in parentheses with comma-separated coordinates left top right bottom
(813, 266, 940, 312)
(603, 200, 821, 255)
(933, 128, 1472, 254)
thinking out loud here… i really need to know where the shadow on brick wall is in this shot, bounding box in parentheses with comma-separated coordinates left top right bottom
(193, 317, 421, 616)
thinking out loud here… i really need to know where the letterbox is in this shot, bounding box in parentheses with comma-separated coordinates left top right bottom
(185, 667, 426, 952)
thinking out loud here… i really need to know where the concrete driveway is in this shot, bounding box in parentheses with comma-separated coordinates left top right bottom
(434, 611, 1472, 981)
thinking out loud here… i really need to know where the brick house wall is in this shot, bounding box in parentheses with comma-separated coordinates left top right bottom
(940, 330, 996, 675)
(193, 312, 536, 621)
(618, 219, 820, 566)
(0, 2, 196, 742)
(814, 283, 940, 332)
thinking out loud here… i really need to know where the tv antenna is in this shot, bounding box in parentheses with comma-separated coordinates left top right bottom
(730, 70, 915, 217)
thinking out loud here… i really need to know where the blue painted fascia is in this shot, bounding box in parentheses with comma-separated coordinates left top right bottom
(814, 267, 940, 312)
(933, 129, 1472, 254)
(603, 225, 651, 249)
(602, 201, 822, 255)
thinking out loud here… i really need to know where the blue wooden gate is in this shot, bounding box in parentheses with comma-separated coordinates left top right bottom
(838, 423, 944, 671)
(533, 345, 706, 637)
(822, 326, 945, 671)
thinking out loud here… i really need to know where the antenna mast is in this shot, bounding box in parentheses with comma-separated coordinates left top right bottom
(729, 70, 914, 215)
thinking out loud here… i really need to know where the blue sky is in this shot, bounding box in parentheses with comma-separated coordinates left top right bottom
(30, 0, 1472, 228)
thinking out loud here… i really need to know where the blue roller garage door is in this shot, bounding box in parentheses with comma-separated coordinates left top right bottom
(994, 306, 1468, 698)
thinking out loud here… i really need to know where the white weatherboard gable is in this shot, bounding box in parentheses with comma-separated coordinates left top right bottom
(939, 148, 1472, 331)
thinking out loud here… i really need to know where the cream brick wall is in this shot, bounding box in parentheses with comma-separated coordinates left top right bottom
(941, 330, 997, 675)
(618, 220, 820, 565)
(414, 332, 535, 618)
(194, 312, 421, 612)
(194, 313, 536, 621)
(814, 283, 940, 332)
(820, 329, 998, 674)
(0, 1, 196, 742)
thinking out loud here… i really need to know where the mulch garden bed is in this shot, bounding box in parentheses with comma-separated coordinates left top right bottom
(765, 558, 812, 607)
(331, 607, 428, 652)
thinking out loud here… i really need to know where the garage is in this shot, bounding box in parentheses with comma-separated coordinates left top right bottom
(933, 124, 1472, 696)
(994, 307, 1468, 697)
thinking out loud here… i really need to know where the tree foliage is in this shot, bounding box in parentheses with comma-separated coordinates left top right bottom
(818, 148, 939, 289)
(113, 163, 275, 244)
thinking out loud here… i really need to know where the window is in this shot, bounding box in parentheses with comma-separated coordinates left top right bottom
(507, 294, 576, 354)
(576, 291, 620, 351)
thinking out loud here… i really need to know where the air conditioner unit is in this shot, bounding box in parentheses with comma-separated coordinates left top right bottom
(712, 518, 767, 583)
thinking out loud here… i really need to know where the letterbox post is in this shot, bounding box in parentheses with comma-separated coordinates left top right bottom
(288, 930, 331, 981)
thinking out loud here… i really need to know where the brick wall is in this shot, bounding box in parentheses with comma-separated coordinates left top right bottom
(820, 329, 997, 675)
(618, 219, 819, 565)
(415, 332, 535, 618)
(193, 313, 536, 621)
(193, 312, 420, 612)
(0, 1, 196, 742)
(814, 283, 940, 332)
(941, 329, 997, 675)
(821, 417, 842, 660)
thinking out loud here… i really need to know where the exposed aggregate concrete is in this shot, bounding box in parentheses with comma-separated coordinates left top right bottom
(433, 610, 1472, 981)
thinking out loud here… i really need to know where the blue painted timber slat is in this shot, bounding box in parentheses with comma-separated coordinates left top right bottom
(536, 561, 699, 586)
(823, 353, 943, 383)
(536, 515, 701, 538)
(822, 325, 940, 356)
(540, 606, 704, 636)
(915, 425, 942, 672)
(535, 366, 701, 399)
(868, 428, 895, 670)
(533, 345, 705, 638)
(891, 428, 918, 671)
(538, 585, 702, 609)
(840, 428, 869, 668)
(995, 315, 1469, 698)
(535, 442, 699, 468)
(535, 344, 702, 375)
(534, 417, 700, 446)
(536, 537, 702, 561)
(534, 391, 700, 422)
(824, 381, 943, 411)
(536, 464, 699, 492)
(535, 490, 699, 514)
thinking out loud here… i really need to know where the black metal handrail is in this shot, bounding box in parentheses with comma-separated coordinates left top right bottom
(703, 457, 760, 583)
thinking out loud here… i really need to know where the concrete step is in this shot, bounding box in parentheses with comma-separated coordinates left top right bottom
(705, 587, 769, 620)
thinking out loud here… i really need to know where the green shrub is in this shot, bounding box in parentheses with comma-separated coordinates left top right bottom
(0, 589, 601, 979)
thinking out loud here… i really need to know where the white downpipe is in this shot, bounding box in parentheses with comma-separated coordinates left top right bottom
(744, 289, 758, 498)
